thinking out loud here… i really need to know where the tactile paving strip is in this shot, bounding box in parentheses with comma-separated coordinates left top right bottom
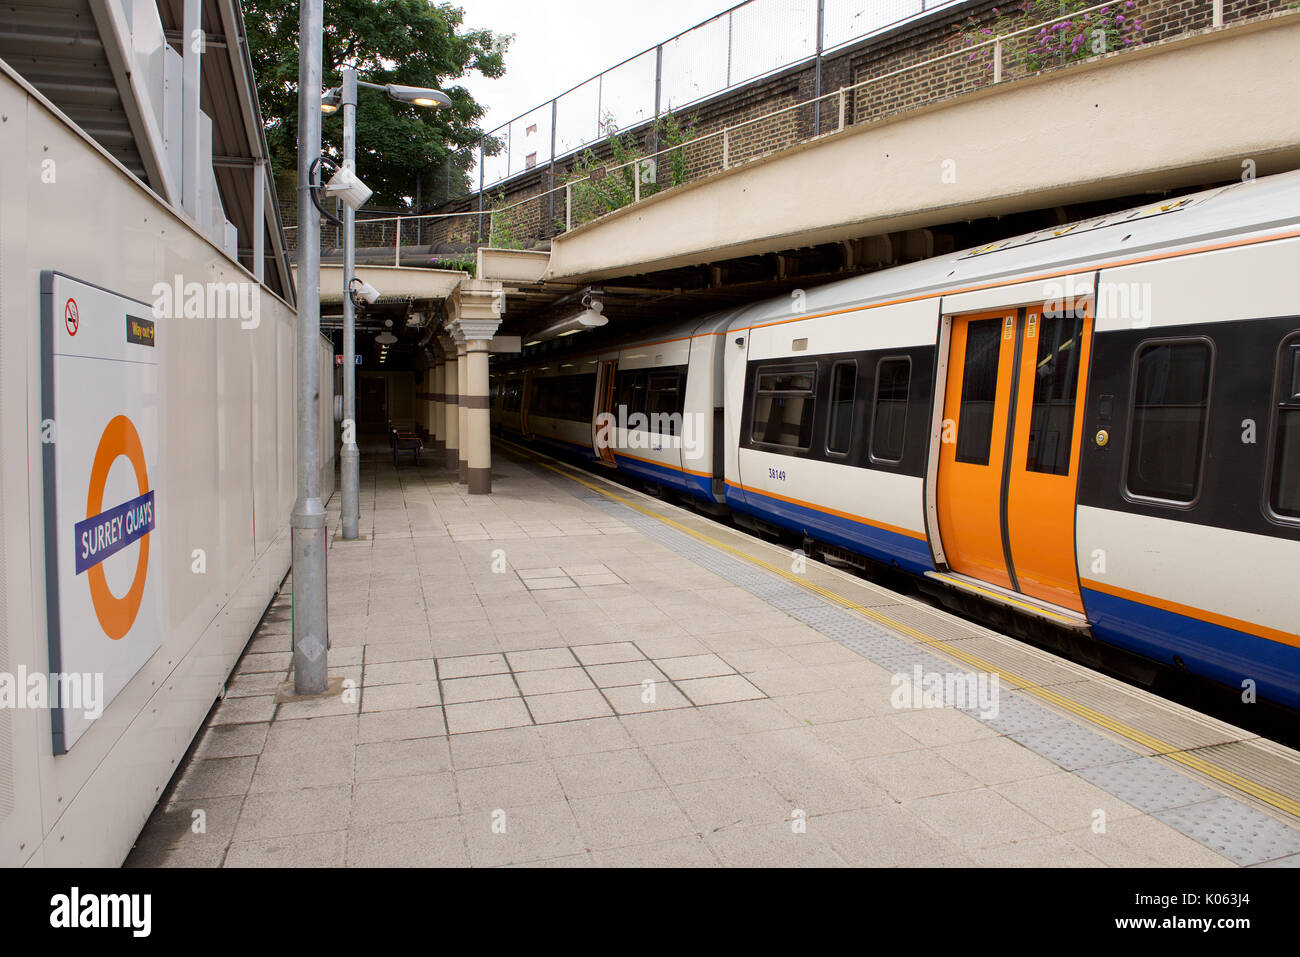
(958, 692, 1074, 736)
(526, 451, 1300, 865)
(1255, 852, 1300, 867)
(1154, 797, 1300, 867)
(1076, 757, 1223, 814)
(1011, 723, 1152, 769)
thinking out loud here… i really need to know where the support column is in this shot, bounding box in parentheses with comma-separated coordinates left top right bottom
(463, 337, 494, 494)
(456, 340, 469, 484)
(181, 0, 203, 220)
(440, 336, 459, 470)
(445, 279, 504, 495)
(431, 359, 445, 451)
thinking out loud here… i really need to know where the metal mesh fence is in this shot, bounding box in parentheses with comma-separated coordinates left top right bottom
(285, 0, 1288, 255)
(463, 0, 966, 192)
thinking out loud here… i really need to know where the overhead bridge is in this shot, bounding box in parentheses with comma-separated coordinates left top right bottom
(540, 12, 1300, 285)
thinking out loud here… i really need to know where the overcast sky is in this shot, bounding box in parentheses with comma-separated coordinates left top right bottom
(457, 0, 734, 136)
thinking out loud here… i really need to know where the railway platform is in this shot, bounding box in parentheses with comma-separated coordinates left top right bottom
(127, 442, 1300, 868)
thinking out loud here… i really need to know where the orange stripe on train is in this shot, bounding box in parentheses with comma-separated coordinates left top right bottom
(1080, 577, 1300, 650)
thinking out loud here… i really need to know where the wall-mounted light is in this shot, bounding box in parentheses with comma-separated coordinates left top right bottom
(524, 295, 606, 347)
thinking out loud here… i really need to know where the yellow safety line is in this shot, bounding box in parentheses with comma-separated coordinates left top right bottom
(500, 439, 1300, 821)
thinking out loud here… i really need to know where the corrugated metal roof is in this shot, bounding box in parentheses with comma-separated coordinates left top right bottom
(0, 0, 148, 180)
(0, 0, 293, 301)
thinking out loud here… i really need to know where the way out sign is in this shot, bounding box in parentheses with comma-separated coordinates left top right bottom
(41, 272, 164, 754)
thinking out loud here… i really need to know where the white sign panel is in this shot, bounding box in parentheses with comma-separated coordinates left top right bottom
(41, 272, 164, 754)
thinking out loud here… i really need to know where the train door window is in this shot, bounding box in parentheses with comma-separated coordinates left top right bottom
(955, 318, 1004, 466)
(1269, 337, 1300, 520)
(1025, 310, 1085, 476)
(826, 361, 857, 456)
(751, 366, 817, 450)
(647, 371, 683, 435)
(1125, 339, 1213, 504)
(870, 357, 911, 464)
(617, 371, 647, 421)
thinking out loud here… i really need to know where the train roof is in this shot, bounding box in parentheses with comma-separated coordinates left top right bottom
(498, 171, 1300, 371)
(723, 169, 1300, 332)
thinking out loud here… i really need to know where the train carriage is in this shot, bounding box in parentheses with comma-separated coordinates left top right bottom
(494, 170, 1300, 709)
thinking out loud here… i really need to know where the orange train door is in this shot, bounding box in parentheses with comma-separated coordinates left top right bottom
(595, 359, 618, 466)
(935, 302, 1093, 613)
(936, 310, 1020, 590)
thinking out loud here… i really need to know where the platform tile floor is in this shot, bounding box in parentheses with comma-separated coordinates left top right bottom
(126, 449, 1284, 867)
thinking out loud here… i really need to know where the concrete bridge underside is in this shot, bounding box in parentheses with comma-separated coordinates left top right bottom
(539, 14, 1300, 286)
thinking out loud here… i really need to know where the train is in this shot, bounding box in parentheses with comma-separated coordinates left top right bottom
(490, 171, 1300, 711)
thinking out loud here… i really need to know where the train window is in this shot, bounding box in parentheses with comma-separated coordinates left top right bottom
(616, 371, 647, 418)
(1269, 340, 1300, 520)
(647, 372, 684, 435)
(871, 358, 911, 464)
(532, 373, 597, 423)
(1025, 311, 1085, 476)
(826, 361, 857, 456)
(955, 318, 1003, 466)
(1126, 340, 1213, 504)
(752, 366, 817, 450)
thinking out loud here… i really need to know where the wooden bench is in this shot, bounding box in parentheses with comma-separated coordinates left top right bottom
(390, 426, 423, 467)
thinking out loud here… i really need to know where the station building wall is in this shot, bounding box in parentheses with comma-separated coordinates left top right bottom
(0, 62, 334, 867)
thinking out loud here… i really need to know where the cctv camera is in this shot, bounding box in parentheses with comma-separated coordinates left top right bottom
(324, 164, 373, 212)
(350, 279, 381, 305)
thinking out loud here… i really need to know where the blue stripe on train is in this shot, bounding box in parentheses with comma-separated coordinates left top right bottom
(613, 453, 715, 502)
(726, 484, 934, 576)
(1082, 587, 1300, 710)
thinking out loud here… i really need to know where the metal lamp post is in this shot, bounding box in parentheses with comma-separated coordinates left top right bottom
(324, 69, 451, 541)
(292, 0, 328, 695)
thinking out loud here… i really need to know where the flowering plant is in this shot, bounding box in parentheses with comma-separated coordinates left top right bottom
(962, 1, 1146, 78)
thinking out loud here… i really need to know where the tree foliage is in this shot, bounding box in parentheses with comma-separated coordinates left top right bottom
(243, 0, 509, 207)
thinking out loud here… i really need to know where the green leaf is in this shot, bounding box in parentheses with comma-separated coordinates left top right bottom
(244, 0, 511, 208)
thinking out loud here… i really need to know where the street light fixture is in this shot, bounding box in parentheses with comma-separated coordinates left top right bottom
(384, 85, 453, 108)
(325, 66, 450, 542)
(322, 83, 451, 113)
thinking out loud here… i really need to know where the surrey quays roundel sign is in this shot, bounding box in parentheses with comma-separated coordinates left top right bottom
(41, 272, 164, 755)
(78, 415, 155, 640)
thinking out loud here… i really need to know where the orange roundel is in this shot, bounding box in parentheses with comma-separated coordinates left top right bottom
(84, 415, 151, 640)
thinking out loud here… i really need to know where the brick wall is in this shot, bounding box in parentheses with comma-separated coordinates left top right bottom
(402, 0, 1293, 253)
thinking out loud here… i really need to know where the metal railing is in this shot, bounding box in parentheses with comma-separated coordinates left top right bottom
(465, 0, 965, 194)
(285, 0, 1277, 259)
